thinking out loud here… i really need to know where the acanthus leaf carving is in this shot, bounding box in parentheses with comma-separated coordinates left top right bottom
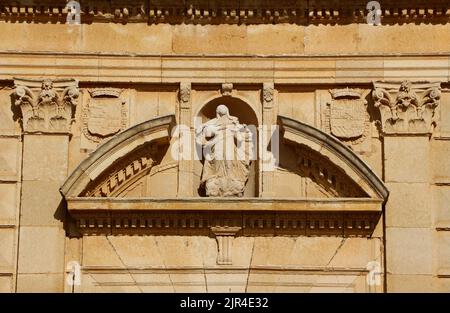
(372, 80, 441, 135)
(14, 78, 79, 133)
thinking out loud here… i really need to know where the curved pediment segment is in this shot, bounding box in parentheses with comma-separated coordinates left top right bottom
(276, 144, 367, 198)
(278, 116, 389, 201)
(61, 115, 175, 197)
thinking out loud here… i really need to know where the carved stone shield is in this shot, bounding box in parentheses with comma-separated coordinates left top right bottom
(82, 89, 127, 142)
(330, 98, 367, 139)
(87, 98, 123, 137)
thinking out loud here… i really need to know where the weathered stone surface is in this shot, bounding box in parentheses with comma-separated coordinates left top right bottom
(0, 276, 13, 293)
(82, 236, 125, 268)
(0, 91, 19, 135)
(0, 228, 15, 272)
(386, 228, 433, 275)
(0, 183, 17, 225)
(384, 136, 429, 183)
(1, 0, 449, 294)
(431, 140, 450, 183)
(437, 232, 450, 272)
(278, 91, 316, 127)
(433, 186, 450, 226)
(20, 181, 64, 226)
(0, 138, 20, 180)
(17, 227, 65, 274)
(438, 92, 450, 135)
(387, 274, 436, 293)
(17, 274, 64, 293)
(385, 183, 431, 228)
(22, 135, 68, 182)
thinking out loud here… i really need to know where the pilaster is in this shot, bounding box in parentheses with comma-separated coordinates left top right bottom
(14, 78, 78, 292)
(177, 82, 193, 197)
(373, 80, 441, 292)
(261, 82, 276, 197)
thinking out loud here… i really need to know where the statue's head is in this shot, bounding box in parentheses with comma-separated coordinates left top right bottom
(216, 104, 229, 117)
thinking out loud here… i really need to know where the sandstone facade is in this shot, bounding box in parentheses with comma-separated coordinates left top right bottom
(0, 0, 449, 293)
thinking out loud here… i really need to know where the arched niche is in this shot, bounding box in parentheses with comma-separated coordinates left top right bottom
(194, 96, 260, 197)
(196, 96, 259, 126)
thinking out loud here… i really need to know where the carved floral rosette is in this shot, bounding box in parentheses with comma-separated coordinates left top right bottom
(14, 78, 79, 133)
(372, 80, 441, 135)
(323, 88, 369, 145)
(82, 88, 127, 143)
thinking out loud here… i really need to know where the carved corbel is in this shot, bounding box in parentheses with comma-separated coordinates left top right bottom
(263, 82, 274, 109)
(14, 78, 79, 134)
(179, 82, 191, 109)
(221, 83, 233, 97)
(211, 226, 241, 265)
(372, 80, 441, 135)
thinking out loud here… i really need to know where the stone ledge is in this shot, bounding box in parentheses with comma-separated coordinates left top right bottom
(66, 197, 382, 237)
(437, 268, 450, 278)
(67, 197, 383, 212)
(2, 53, 448, 83)
(81, 265, 369, 274)
(436, 222, 450, 231)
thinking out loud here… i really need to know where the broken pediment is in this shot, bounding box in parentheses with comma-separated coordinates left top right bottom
(61, 114, 176, 198)
(61, 114, 389, 265)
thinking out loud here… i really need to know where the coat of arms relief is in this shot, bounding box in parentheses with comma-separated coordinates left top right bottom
(323, 88, 369, 145)
(82, 88, 128, 143)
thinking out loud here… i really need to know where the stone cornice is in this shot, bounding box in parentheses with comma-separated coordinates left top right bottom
(1, 53, 449, 84)
(66, 197, 381, 237)
(66, 197, 383, 212)
(1, 0, 449, 24)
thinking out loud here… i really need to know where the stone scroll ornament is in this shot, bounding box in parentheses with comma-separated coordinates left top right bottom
(372, 80, 441, 135)
(196, 105, 254, 197)
(14, 78, 79, 133)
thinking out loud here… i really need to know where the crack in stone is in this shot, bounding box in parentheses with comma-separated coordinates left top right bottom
(153, 237, 176, 293)
(326, 238, 347, 267)
(245, 238, 256, 293)
(105, 236, 143, 293)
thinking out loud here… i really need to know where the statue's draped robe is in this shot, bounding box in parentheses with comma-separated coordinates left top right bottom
(199, 114, 251, 197)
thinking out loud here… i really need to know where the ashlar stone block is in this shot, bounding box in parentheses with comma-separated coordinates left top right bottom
(386, 228, 433, 275)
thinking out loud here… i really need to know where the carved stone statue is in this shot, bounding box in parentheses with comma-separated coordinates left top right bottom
(197, 105, 253, 197)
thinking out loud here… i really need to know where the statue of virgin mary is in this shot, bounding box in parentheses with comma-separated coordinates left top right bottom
(196, 105, 253, 197)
